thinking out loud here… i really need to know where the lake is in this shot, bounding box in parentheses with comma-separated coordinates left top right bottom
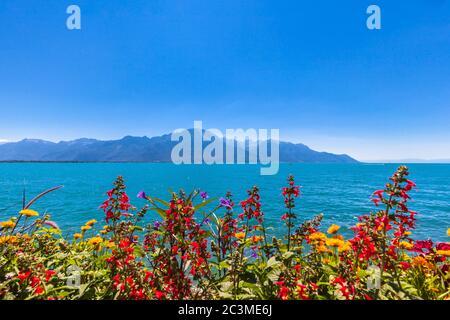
(0, 163, 449, 242)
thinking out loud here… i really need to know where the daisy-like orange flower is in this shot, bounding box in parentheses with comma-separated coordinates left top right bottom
(327, 224, 340, 234)
(234, 232, 245, 240)
(19, 209, 39, 217)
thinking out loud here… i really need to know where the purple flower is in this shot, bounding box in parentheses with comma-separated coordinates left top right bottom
(201, 218, 211, 225)
(200, 191, 209, 200)
(219, 197, 232, 209)
(137, 191, 147, 199)
(250, 247, 258, 259)
(153, 221, 161, 229)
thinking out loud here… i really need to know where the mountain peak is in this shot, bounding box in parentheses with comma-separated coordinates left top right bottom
(0, 133, 358, 163)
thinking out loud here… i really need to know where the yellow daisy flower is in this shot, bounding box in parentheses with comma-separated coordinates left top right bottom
(73, 233, 83, 240)
(81, 225, 91, 232)
(326, 238, 344, 248)
(436, 250, 450, 257)
(338, 241, 352, 253)
(0, 220, 16, 229)
(327, 224, 340, 234)
(86, 219, 97, 226)
(103, 241, 116, 249)
(399, 241, 414, 250)
(0, 235, 18, 245)
(87, 236, 103, 246)
(19, 209, 39, 217)
(309, 232, 327, 242)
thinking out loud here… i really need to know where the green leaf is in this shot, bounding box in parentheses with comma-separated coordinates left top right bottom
(194, 198, 217, 211)
(149, 207, 166, 219)
(150, 197, 169, 207)
(266, 256, 281, 269)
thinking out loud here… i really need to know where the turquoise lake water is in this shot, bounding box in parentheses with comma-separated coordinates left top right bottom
(0, 163, 449, 242)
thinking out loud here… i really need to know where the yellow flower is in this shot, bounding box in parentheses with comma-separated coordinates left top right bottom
(309, 232, 327, 242)
(436, 250, 450, 257)
(327, 224, 340, 234)
(399, 241, 414, 250)
(0, 220, 16, 229)
(234, 232, 246, 240)
(447, 228, 450, 237)
(19, 209, 39, 217)
(87, 236, 103, 246)
(86, 219, 97, 226)
(326, 238, 345, 248)
(404, 231, 412, 236)
(103, 241, 115, 249)
(317, 245, 330, 253)
(338, 241, 352, 253)
(21, 234, 31, 241)
(73, 233, 83, 240)
(81, 225, 91, 232)
(0, 235, 17, 245)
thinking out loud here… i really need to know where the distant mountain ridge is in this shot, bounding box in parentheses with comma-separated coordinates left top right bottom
(0, 132, 358, 163)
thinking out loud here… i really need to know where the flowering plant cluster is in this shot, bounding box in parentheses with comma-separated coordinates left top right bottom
(0, 166, 449, 300)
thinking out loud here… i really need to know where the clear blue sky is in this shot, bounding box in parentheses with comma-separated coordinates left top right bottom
(0, 0, 449, 161)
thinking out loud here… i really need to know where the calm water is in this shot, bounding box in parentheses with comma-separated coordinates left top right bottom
(0, 163, 449, 242)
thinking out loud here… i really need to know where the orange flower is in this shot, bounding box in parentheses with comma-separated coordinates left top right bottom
(0, 220, 16, 229)
(0, 235, 17, 245)
(19, 209, 39, 217)
(86, 219, 97, 226)
(87, 236, 103, 246)
(81, 225, 91, 232)
(412, 256, 431, 268)
(251, 235, 264, 243)
(234, 232, 245, 240)
(327, 224, 340, 234)
(309, 232, 327, 242)
(338, 241, 351, 253)
(326, 238, 344, 248)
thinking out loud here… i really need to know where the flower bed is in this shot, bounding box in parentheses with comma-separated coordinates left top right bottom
(0, 166, 449, 300)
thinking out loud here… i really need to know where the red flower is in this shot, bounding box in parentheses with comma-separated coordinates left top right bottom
(372, 190, 384, 199)
(399, 261, 411, 270)
(17, 271, 31, 283)
(155, 290, 165, 300)
(436, 243, 450, 251)
(404, 179, 416, 191)
(45, 270, 56, 282)
(413, 239, 433, 253)
(34, 286, 44, 295)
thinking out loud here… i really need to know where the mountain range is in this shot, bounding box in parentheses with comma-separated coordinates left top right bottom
(0, 132, 358, 163)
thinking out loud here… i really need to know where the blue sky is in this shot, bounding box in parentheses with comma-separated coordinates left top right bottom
(0, 0, 449, 161)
